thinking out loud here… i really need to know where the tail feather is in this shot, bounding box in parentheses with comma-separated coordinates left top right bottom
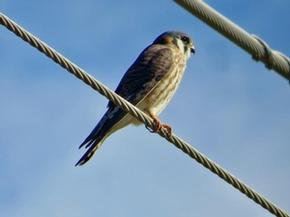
(78, 115, 107, 149)
(75, 133, 108, 166)
(76, 116, 111, 166)
(76, 107, 130, 166)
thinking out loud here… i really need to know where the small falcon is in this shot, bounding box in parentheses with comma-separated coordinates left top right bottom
(76, 31, 195, 166)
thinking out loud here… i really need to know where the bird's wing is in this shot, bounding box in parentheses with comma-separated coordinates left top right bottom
(108, 44, 175, 109)
(76, 45, 176, 166)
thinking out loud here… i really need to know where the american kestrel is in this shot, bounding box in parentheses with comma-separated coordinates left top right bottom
(76, 31, 195, 166)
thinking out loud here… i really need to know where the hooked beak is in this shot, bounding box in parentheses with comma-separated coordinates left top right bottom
(190, 46, 195, 54)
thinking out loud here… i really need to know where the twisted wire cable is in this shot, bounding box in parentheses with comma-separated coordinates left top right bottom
(1, 12, 289, 217)
(174, 0, 290, 82)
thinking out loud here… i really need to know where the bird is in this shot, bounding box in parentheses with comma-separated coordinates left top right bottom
(76, 31, 195, 166)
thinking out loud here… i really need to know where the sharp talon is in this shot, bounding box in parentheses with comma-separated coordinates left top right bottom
(162, 124, 172, 137)
(146, 111, 172, 136)
(153, 118, 162, 132)
(146, 112, 162, 133)
(145, 125, 154, 133)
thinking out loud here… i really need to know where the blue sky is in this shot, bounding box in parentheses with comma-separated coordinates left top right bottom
(1, 1, 290, 216)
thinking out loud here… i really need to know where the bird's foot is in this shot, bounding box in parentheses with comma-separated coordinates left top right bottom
(146, 113, 172, 137)
(161, 124, 172, 137)
(151, 114, 162, 132)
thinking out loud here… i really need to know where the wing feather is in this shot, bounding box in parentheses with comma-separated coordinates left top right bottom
(108, 44, 175, 109)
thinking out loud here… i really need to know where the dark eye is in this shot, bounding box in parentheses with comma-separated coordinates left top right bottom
(181, 36, 189, 43)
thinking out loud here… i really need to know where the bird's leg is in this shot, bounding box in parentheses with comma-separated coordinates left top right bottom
(149, 112, 162, 132)
(161, 124, 172, 137)
(146, 111, 172, 137)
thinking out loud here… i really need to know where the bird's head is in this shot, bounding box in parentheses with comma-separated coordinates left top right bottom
(153, 31, 195, 59)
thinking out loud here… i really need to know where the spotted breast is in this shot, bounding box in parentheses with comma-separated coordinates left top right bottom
(142, 48, 187, 115)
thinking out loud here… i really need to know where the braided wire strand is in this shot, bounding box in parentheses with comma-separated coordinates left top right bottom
(174, 0, 290, 82)
(0, 12, 289, 217)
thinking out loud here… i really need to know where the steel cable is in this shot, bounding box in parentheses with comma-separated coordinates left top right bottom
(1, 12, 289, 217)
(174, 0, 290, 82)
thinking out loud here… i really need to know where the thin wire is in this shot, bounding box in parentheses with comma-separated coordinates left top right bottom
(174, 0, 290, 82)
(0, 12, 289, 217)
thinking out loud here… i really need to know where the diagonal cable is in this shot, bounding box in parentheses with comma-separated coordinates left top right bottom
(174, 0, 290, 82)
(0, 12, 289, 217)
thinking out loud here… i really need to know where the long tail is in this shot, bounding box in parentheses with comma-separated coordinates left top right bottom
(75, 108, 128, 166)
(75, 116, 111, 166)
(75, 134, 111, 166)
